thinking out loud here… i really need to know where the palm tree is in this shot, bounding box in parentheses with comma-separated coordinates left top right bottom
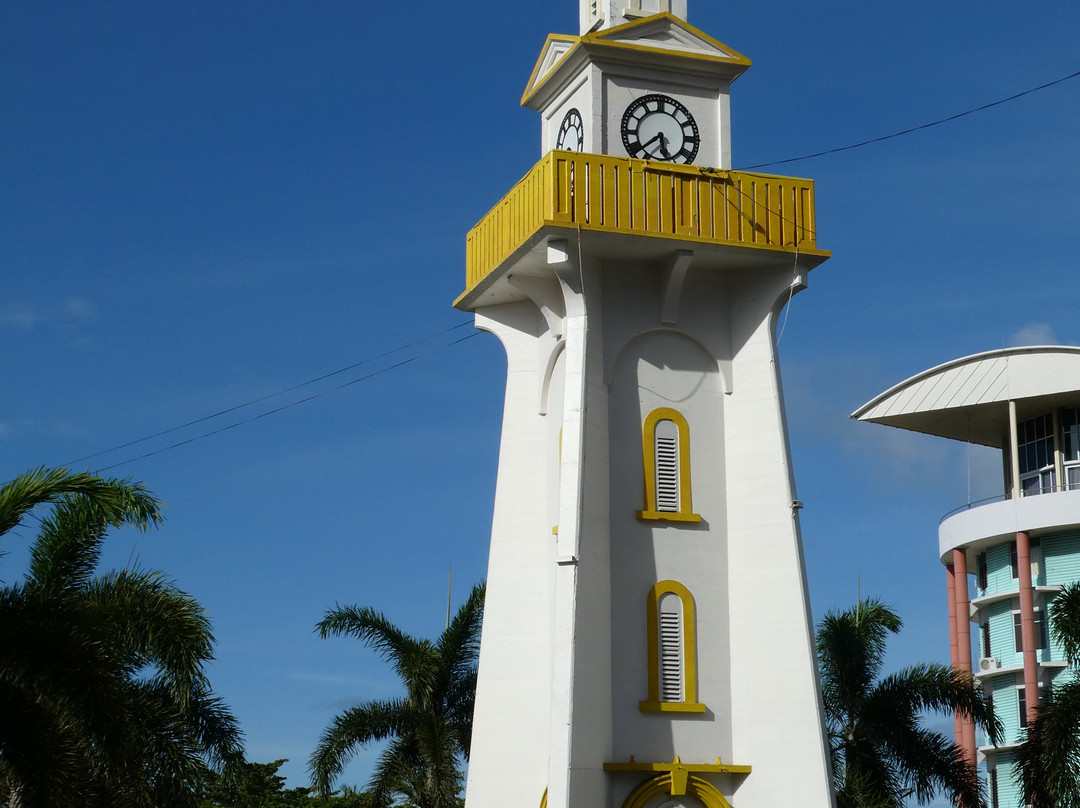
(817, 598, 1001, 808)
(1016, 582, 1080, 808)
(310, 582, 485, 808)
(0, 467, 243, 808)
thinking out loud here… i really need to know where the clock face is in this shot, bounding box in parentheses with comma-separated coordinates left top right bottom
(621, 94, 700, 164)
(556, 108, 584, 151)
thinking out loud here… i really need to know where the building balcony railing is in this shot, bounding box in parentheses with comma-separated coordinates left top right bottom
(942, 483, 1080, 523)
(462, 150, 825, 299)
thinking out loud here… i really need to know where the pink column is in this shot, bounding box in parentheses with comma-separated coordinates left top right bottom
(946, 564, 963, 746)
(1016, 531, 1040, 726)
(952, 549, 976, 765)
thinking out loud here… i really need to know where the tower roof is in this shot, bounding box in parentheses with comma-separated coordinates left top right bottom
(851, 346, 1080, 448)
(522, 13, 749, 109)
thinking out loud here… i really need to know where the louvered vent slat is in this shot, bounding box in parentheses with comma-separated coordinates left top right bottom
(656, 435, 679, 512)
(659, 611, 682, 702)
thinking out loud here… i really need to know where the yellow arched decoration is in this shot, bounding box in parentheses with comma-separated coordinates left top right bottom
(641, 580, 706, 713)
(539, 787, 547, 808)
(637, 407, 701, 522)
(622, 771, 732, 808)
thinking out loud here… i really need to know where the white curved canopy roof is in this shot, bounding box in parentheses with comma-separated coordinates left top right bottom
(851, 346, 1080, 447)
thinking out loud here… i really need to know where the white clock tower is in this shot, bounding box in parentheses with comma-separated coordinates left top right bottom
(456, 4, 835, 808)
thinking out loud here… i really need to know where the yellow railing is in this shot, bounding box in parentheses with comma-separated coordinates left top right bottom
(464, 150, 822, 295)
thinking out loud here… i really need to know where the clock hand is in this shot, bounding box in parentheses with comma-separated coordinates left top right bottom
(640, 131, 663, 153)
(657, 132, 670, 158)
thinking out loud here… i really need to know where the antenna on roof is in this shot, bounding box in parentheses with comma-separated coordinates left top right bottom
(446, 565, 452, 630)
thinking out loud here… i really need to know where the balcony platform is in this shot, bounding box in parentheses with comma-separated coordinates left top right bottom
(455, 151, 829, 311)
(939, 488, 1080, 559)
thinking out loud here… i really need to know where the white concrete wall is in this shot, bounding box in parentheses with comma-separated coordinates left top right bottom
(466, 255, 833, 808)
(722, 268, 834, 808)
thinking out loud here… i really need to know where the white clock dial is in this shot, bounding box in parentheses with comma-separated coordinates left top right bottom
(621, 94, 700, 164)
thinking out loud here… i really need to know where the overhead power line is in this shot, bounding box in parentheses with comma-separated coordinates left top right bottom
(69, 322, 479, 473)
(66, 69, 1080, 473)
(741, 67, 1080, 170)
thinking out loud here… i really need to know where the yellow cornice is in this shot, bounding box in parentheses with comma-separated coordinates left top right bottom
(521, 14, 750, 108)
(585, 12, 750, 66)
(521, 33, 581, 106)
(604, 755, 752, 775)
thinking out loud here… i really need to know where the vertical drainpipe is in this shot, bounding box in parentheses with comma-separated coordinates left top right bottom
(951, 549, 977, 764)
(946, 563, 963, 747)
(1016, 530, 1040, 726)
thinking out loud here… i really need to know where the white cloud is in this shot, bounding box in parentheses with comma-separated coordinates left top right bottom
(1008, 322, 1059, 347)
(0, 298, 98, 331)
(0, 305, 44, 329)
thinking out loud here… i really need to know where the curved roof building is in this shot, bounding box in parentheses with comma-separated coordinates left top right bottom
(854, 346, 1080, 808)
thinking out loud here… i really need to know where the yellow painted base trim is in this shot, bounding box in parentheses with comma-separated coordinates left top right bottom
(636, 510, 702, 522)
(639, 700, 707, 713)
(604, 755, 752, 775)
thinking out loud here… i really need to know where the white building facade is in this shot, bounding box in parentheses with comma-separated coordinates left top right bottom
(854, 346, 1080, 808)
(456, 3, 835, 807)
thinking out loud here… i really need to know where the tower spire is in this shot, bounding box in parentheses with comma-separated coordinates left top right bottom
(580, 0, 687, 34)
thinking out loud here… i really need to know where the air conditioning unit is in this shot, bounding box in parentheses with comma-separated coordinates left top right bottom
(979, 657, 1000, 672)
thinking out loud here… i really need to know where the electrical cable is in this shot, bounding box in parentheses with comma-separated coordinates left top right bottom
(65, 321, 473, 467)
(75, 326, 480, 473)
(740, 68, 1080, 170)
(68, 69, 1080, 472)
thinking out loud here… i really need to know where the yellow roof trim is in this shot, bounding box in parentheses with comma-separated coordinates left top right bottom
(585, 12, 750, 66)
(521, 33, 582, 106)
(521, 13, 750, 108)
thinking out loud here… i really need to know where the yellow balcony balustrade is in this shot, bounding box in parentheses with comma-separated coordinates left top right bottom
(462, 150, 824, 298)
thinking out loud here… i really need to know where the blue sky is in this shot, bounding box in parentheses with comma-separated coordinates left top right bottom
(3, 0, 1080, 791)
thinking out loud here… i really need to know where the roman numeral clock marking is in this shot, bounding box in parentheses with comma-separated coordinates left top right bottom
(620, 93, 700, 164)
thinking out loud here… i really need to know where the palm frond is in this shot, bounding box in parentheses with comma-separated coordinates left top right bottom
(316, 606, 440, 699)
(1016, 676, 1080, 808)
(818, 597, 987, 808)
(818, 599, 902, 715)
(310, 699, 413, 796)
(0, 468, 237, 806)
(437, 582, 485, 673)
(869, 663, 1001, 745)
(0, 466, 161, 540)
(86, 569, 215, 699)
(312, 582, 483, 803)
(1051, 583, 1080, 666)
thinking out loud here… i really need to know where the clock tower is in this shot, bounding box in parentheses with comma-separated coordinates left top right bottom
(456, 3, 834, 808)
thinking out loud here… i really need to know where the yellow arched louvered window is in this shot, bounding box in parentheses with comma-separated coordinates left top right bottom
(637, 408, 700, 522)
(640, 580, 706, 713)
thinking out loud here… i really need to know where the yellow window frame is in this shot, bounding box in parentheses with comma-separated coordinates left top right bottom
(637, 407, 700, 522)
(640, 580, 706, 713)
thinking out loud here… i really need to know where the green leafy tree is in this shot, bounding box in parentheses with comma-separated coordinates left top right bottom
(1016, 582, 1080, 808)
(0, 467, 243, 808)
(817, 598, 1001, 808)
(310, 583, 484, 808)
(199, 758, 369, 808)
